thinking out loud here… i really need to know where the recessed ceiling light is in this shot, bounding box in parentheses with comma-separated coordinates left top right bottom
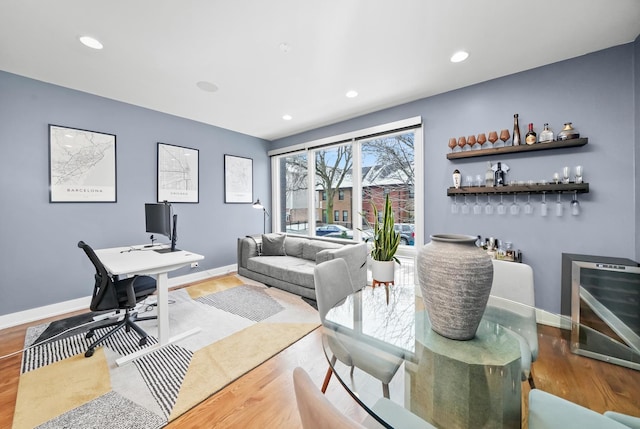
(450, 51, 469, 63)
(282, 114, 293, 121)
(279, 43, 291, 53)
(346, 90, 358, 98)
(196, 81, 219, 92)
(79, 36, 103, 50)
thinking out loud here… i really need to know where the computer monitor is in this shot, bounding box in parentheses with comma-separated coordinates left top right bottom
(145, 202, 178, 252)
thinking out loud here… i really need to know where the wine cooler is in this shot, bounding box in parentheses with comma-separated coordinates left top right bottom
(569, 259, 640, 370)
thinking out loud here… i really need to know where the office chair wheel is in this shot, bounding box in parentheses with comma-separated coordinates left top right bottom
(139, 337, 148, 346)
(85, 349, 95, 358)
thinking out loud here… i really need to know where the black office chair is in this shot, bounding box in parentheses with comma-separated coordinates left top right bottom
(78, 241, 157, 358)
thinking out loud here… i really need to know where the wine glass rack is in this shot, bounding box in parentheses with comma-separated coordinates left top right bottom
(447, 182, 589, 196)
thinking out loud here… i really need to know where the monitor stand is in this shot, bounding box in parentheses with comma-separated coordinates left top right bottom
(154, 247, 180, 254)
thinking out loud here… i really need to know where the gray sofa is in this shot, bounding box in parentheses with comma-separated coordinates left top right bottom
(237, 233, 368, 300)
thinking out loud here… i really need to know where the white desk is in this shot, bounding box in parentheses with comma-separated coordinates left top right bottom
(95, 244, 204, 366)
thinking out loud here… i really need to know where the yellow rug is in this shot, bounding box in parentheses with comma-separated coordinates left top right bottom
(13, 276, 319, 428)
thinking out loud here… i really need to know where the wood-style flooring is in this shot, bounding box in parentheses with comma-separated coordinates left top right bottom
(1, 278, 639, 428)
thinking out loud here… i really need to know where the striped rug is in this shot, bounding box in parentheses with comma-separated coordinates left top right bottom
(12, 276, 319, 429)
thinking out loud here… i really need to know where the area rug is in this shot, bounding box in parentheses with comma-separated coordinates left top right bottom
(12, 276, 319, 429)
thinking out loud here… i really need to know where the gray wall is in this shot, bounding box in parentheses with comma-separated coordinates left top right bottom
(635, 34, 640, 259)
(0, 71, 270, 316)
(272, 42, 639, 314)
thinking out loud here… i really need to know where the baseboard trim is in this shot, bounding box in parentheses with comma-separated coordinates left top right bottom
(536, 308, 571, 330)
(0, 264, 238, 330)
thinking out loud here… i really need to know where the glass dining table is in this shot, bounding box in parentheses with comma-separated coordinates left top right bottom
(322, 282, 535, 429)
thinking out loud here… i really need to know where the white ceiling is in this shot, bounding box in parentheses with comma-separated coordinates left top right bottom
(2, 1, 640, 141)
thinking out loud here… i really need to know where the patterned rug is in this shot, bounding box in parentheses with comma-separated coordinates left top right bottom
(12, 276, 319, 428)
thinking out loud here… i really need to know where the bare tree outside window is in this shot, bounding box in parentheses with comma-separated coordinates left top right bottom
(281, 153, 309, 234)
(362, 132, 415, 227)
(315, 145, 352, 225)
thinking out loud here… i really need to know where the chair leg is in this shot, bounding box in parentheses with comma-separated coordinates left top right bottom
(85, 309, 152, 357)
(321, 367, 333, 394)
(86, 317, 121, 339)
(127, 318, 148, 337)
(86, 318, 128, 357)
(321, 355, 338, 394)
(528, 371, 536, 389)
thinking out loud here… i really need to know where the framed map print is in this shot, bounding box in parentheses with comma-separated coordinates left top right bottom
(48, 125, 117, 202)
(157, 143, 199, 203)
(224, 154, 253, 203)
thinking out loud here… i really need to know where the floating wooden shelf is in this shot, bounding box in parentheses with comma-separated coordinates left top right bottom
(447, 182, 589, 196)
(446, 138, 588, 160)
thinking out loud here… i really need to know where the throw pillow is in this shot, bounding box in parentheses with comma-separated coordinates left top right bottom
(262, 233, 286, 256)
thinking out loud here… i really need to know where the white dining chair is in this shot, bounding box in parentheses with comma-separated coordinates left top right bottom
(293, 367, 435, 429)
(604, 411, 640, 429)
(528, 389, 635, 429)
(314, 258, 402, 399)
(486, 259, 539, 388)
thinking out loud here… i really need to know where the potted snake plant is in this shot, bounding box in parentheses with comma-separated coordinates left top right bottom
(364, 194, 400, 284)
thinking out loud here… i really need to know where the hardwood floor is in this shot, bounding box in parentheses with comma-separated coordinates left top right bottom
(1, 286, 639, 428)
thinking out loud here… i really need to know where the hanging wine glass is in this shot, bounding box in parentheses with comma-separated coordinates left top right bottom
(451, 194, 459, 214)
(488, 131, 499, 148)
(524, 193, 533, 215)
(510, 194, 520, 215)
(476, 133, 487, 150)
(556, 193, 563, 217)
(497, 194, 506, 215)
(485, 194, 494, 215)
(448, 137, 457, 152)
(473, 194, 482, 215)
(499, 129, 510, 147)
(540, 192, 548, 217)
(461, 194, 470, 214)
(571, 191, 580, 216)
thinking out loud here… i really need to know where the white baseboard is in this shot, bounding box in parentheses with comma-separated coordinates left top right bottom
(536, 308, 572, 330)
(0, 264, 238, 331)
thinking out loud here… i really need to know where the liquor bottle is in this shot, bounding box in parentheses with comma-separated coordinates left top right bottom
(494, 162, 505, 186)
(512, 114, 522, 146)
(525, 123, 537, 145)
(539, 123, 554, 143)
(485, 161, 494, 187)
(452, 169, 461, 188)
(557, 122, 579, 140)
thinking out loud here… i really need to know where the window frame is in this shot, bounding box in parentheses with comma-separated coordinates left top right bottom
(269, 117, 424, 253)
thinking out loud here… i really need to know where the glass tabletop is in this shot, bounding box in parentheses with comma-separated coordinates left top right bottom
(322, 283, 533, 429)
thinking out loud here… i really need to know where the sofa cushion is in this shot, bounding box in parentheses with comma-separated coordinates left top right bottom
(246, 256, 316, 289)
(262, 233, 286, 256)
(284, 236, 306, 258)
(302, 240, 341, 261)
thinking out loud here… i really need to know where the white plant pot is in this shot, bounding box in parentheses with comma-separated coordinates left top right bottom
(371, 260, 395, 283)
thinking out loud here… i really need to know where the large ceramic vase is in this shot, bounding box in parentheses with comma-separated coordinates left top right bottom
(417, 234, 493, 340)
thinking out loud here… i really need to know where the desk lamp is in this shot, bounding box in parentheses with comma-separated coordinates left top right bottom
(252, 199, 270, 233)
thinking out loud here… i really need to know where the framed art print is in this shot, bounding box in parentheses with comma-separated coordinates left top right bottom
(224, 154, 253, 203)
(157, 143, 199, 203)
(48, 124, 117, 202)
